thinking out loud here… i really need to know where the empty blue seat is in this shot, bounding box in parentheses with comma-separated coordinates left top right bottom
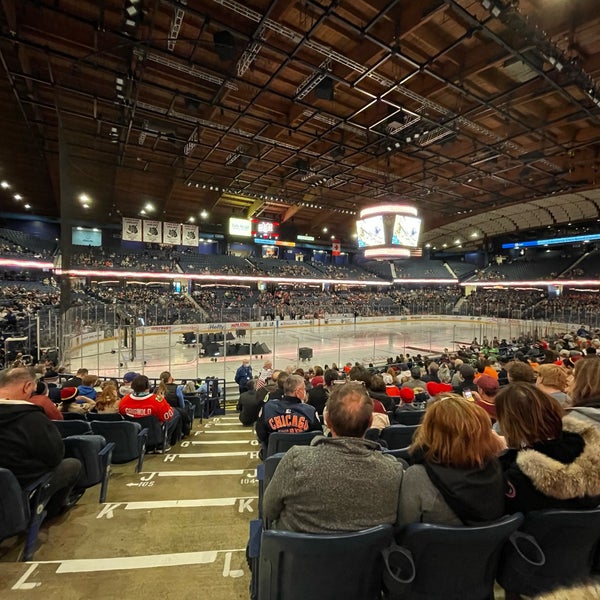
(86, 412, 123, 422)
(265, 431, 323, 458)
(383, 513, 525, 600)
(52, 419, 92, 437)
(257, 525, 394, 600)
(497, 507, 600, 598)
(89, 420, 147, 472)
(63, 435, 115, 503)
(0, 468, 52, 561)
(380, 425, 419, 450)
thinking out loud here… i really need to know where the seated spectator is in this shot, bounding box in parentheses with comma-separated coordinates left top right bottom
(506, 360, 536, 384)
(63, 368, 88, 388)
(29, 379, 63, 420)
(237, 379, 260, 426)
(535, 363, 570, 406)
(263, 382, 404, 532)
(77, 374, 98, 400)
(398, 394, 505, 526)
(255, 374, 322, 452)
(255, 360, 273, 390)
(262, 370, 287, 402)
(255, 370, 279, 405)
(393, 387, 423, 420)
(157, 371, 191, 436)
(367, 373, 394, 411)
(0, 367, 81, 517)
(402, 366, 426, 390)
(496, 382, 600, 513)
(472, 374, 499, 422)
(118, 371, 139, 398)
(182, 380, 199, 395)
(306, 369, 337, 418)
(119, 374, 181, 446)
(94, 382, 120, 413)
(60, 387, 96, 414)
(453, 363, 477, 394)
(348, 366, 389, 430)
(422, 362, 441, 384)
(382, 372, 400, 397)
(565, 357, 600, 426)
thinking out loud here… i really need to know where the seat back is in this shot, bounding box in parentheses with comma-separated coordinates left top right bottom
(384, 513, 524, 600)
(124, 415, 165, 449)
(258, 525, 394, 600)
(52, 419, 92, 437)
(396, 410, 425, 426)
(0, 468, 52, 560)
(90, 420, 143, 463)
(258, 453, 285, 526)
(62, 412, 87, 420)
(63, 434, 109, 488)
(86, 412, 124, 421)
(266, 431, 322, 458)
(497, 507, 600, 597)
(0, 468, 29, 540)
(380, 425, 419, 449)
(383, 447, 412, 465)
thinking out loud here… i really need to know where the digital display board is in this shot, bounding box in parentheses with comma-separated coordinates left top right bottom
(356, 216, 385, 248)
(72, 227, 102, 247)
(392, 215, 421, 247)
(261, 245, 279, 258)
(251, 218, 279, 240)
(228, 217, 252, 237)
(501, 232, 600, 249)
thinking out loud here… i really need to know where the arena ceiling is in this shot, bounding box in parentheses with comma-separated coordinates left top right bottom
(1, 0, 600, 250)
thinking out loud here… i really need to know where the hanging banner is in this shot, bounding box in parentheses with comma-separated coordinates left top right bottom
(182, 224, 199, 247)
(163, 222, 182, 245)
(332, 239, 341, 256)
(143, 220, 162, 243)
(122, 218, 142, 242)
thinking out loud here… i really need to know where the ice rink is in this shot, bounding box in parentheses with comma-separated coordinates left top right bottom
(66, 316, 529, 384)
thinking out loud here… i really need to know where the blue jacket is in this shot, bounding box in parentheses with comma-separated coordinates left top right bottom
(255, 396, 322, 444)
(234, 364, 253, 391)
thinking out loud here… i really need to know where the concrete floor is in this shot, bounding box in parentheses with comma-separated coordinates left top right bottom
(0, 414, 257, 599)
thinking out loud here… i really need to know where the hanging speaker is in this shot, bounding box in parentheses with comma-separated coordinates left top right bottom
(213, 30, 235, 61)
(315, 77, 334, 100)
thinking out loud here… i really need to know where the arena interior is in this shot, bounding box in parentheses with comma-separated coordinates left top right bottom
(1, 1, 600, 598)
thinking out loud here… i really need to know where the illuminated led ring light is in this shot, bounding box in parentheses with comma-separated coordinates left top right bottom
(357, 204, 422, 259)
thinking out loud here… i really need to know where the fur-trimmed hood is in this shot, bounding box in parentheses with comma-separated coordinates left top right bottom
(516, 416, 600, 500)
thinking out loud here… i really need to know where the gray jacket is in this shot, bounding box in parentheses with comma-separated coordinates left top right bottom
(397, 464, 463, 527)
(263, 436, 404, 532)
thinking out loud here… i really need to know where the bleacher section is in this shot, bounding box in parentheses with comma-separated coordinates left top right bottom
(567, 249, 600, 279)
(0, 228, 56, 257)
(471, 250, 581, 281)
(249, 258, 323, 278)
(178, 253, 260, 276)
(310, 263, 385, 281)
(393, 258, 455, 280)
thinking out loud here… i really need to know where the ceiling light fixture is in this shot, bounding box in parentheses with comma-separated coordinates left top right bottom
(13, 194, 22, 200)
(0, 181, 9, 189)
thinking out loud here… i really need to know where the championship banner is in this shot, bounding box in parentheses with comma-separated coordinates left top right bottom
(332, 239, 341, 256)
(163, 222, 182, 245)
(122, 217, 142, 242)
(182, 224, 199, 246)
(143, 219, 162, 243)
